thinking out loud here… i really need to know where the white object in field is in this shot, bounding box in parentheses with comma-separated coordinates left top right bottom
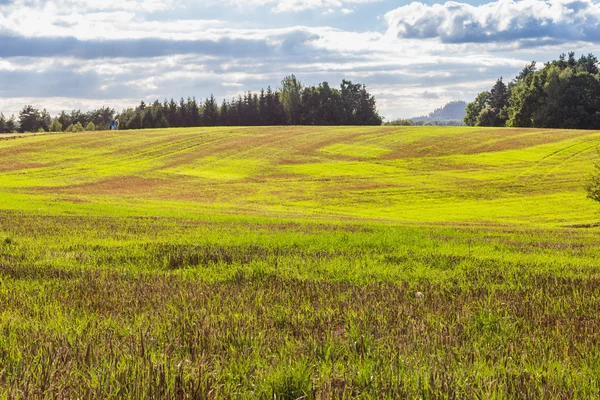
(415, 292, 424, 300)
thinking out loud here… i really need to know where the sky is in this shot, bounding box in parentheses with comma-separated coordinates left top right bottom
(0, 0, 599, 120)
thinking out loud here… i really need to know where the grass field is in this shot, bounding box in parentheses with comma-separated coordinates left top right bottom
(1, 126, 600, 398)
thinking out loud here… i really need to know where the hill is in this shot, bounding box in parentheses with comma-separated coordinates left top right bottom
(1, 125, 598, 226)
(3, 126, 600, 397)
(411, 100, 467, 124)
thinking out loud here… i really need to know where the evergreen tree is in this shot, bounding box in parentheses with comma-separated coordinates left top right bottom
(203, 95, 219, 126)
(18, 105, 50, 132)
(187, 97, 201, 126)
(258, 89, 267, 125)
(168, 98, 178, 126)
(5, 115, 16, 133)
(265, 87, 275, 125)
(489, 78, 509, 114)
(142, 109, 154, 129)
(218, 99, 229, 126)
(179, 98, 187, 127)
(0, 113, 6, 134)
(272, 91, 286, 125)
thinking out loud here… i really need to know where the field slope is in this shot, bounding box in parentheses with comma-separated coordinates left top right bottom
(1, 126, 599, 224)
(2, 126, 600, 398)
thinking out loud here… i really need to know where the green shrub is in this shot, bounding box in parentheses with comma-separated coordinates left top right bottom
(65, 122, 84, 133)
(49, 118, 62, 132)
(586, 163, 600, 202)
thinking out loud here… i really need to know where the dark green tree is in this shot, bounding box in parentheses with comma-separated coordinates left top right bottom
(203, 95, 219, 126)
(464, 91, 490, 126)
(18, 105, 51, 132)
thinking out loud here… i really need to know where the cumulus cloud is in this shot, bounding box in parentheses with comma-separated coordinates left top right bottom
(385, 0, 600, 44)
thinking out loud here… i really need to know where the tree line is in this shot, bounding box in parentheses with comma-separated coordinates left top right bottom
(0, 76, 382, 133)
(465, 53, 600, 129)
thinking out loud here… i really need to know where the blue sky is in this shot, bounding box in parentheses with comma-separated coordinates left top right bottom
(1, 0, 599, 119)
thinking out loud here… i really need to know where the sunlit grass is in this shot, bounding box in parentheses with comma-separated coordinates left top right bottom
(1, 126, 599, 225)
(1, 126, 600, 397)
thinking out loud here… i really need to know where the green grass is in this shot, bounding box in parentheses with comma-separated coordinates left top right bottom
(1, 126, 599, 224)
(1, 126, 600, 398)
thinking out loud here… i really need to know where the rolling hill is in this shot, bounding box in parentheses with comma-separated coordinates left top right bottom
(1, 126, 599, 225)
(3, 126, 600, 397)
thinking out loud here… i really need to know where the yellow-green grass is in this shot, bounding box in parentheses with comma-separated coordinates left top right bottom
(1, 126, 599, 225)
(2, 126, 600, 398)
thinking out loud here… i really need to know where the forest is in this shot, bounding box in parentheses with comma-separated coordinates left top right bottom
(0, 76, 382, 133)
(464, 53, 600, 129)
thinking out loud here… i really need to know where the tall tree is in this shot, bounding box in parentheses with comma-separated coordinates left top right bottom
(489, 78, 509, 114)
(218, 99, 229, 126)
(203, 95, 219, 126)
(507, 74, 544, 127)
(258, 89, 267, 125)
(340, 80, 363, 125)
(279, 75, 302, 125)
(0, 113, 6, 133)
(18, 105, 51, 132)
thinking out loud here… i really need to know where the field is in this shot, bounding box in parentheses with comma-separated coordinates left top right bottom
(1, 126, 600, 398)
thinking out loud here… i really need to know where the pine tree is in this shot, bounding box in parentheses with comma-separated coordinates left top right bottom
(0, 113, 6, 134)
(168, 98, 178, 127)
(203, 95, 219, 126)
(218, 100, 229, 126)
(259, 89, 267, 125)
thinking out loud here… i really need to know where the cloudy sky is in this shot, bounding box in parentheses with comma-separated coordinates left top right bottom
(1, 0, 599, 119)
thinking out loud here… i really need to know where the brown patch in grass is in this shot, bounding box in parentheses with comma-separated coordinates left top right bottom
(33, 176, 170, 196)
(565, 222, 600, 228)
(0, 162, 49, 172)
(56, 197, 91, 204)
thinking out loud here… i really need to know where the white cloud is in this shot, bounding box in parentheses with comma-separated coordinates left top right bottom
(385, 0, 600, 44)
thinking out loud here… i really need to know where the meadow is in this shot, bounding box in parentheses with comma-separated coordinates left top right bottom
(1, 126, 600, 398)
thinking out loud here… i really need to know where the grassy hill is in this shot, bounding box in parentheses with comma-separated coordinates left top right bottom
(1, 126, 599, 225)
(2, 126, 600, 398)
